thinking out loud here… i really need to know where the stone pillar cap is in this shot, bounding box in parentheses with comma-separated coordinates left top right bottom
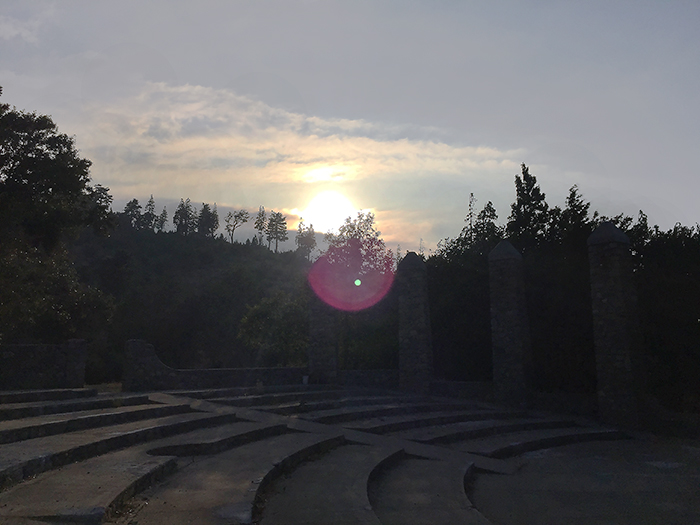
(488, 240, 522, 261)
(587, 221, 630, 246)
(398, 251, 426, 271)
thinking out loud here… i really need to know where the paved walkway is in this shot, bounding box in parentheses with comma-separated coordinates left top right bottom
(469, 435, 700, 525)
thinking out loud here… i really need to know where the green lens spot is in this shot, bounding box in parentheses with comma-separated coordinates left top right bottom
(354, 279, 362, 286)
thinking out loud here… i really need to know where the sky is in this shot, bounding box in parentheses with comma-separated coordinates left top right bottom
(2, 1, 699, 253)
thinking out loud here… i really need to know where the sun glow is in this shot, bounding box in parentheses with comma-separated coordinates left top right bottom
(301, 191, 358, 233)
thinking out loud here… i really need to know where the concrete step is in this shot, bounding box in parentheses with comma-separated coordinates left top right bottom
(0, 403, 193, 445)
(0, 388, 98, 404)
(344, 409, 524, 434)
(260, 443, 403, 525)
(368, 456, 492, 524)
(165, 384, 342, 400)
(0, 394, 151, 422)
(301, 402, 469, 425)
(261, 395, 426, 416)
(208, 389, 349, 407)
(0, 422, 292, 524)
(449, 426, 629, 458)
(120, 432, 347, 525)
(394, 417, 579, 444)
(0, 410, 239, 491)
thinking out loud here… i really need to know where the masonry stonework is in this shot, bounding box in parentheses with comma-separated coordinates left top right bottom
(588, 222, 641, 428)
(307, 295, 338, 384)
(122, 339, 306, 391)
(488, 240, 532, 405)
(397, 252, 433, 394)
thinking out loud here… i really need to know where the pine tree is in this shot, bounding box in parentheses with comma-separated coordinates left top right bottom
(197, 202, 219, 237)
(266, 211, 288, 253)
(506, 164, 550, 251)
(142, 195, 156, 231)
(295, 219, 317, 260)
(123, 199, 142, 229)
(154, 206, 168, 232)
(173, 198, 196, 235)
(254, 206, 267, 245)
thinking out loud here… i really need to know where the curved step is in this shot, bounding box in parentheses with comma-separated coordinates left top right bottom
(0, 394, 151, 422)
(264, 395, 424, 416)
(344, 409, 523, 434)
(260, 443, 403, 525)
(0, 388, 97, 404)
(395, 418, 579, 443)
(368, 456, 492, 524)
(449, 427, 629, 458)
(302, 402, 466, 424)
(0, 422, 288, 523)
(0, 411, 239, 491)
(0, 403, 193, 445)
(122, 432, 346, 525)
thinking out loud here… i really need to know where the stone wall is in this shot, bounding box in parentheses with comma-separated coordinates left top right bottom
(488, 240, 533, 405)
(122, 340, 307, 392)
(588, 222, 642, 428)
(338, 369, 399, 389)
(397, 252, 433, 394)
(307, 295, 338, 384)
(0, 340, 86, 390)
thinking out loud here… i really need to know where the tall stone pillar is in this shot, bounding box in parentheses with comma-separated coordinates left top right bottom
(307, 295, 338, 384)
(397, 252, 433, 394)
(488, 240, 532, 405)
(588, 222, 640, 428)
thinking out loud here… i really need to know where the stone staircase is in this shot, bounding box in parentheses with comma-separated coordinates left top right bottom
(0, 386, 628, 524)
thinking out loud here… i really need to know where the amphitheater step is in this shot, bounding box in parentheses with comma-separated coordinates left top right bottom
(0, 421, 292, 523)
(0, 388, 98, 404)
(120, 431, 346, 525)
(0, 394, 152, 422)
(449, 426, 629, 458)
(208, 389, 347, 408)
(343, 408, 523, 434)
(260, 395, 426, 416)
(0, 410, 239, 491)
(368, 456, 492, 524)
(300, 401, 469, 424)
(394, 417, 579, 443)
(260, 443, 403, 525)
(0, 403, 193, 445)
(165, 384, 342, 400)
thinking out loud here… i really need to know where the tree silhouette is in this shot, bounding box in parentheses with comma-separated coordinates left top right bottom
(225, 209, 250, 243)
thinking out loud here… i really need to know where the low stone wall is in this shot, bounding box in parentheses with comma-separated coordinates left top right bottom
(122, 340, 307, 392)
(0, 340, 86, 390)
(338, 369, 399, 389)
(430, 380, 493, 401)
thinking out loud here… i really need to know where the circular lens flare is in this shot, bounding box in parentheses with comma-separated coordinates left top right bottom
(308, 255, 393, 311)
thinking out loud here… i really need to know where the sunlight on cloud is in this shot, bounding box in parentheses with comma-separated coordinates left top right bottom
(74, 82, 523, 249)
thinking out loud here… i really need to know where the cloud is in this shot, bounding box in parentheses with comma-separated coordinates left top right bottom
(71, 82, 524, 249)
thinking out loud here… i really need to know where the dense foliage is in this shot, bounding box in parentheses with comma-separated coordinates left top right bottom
(429, 164, 700, 412)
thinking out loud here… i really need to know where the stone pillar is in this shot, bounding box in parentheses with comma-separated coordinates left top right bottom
(307, 295, 338, 384)
(397, 252, 433, 394)
(488, 240, 532, 405)
(588, 222, 640, 428)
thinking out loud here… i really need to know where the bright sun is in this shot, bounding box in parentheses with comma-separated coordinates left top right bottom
(301, 191, 358, 233)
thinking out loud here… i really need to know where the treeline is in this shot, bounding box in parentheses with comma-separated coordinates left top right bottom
(119, 198, 317, 257)
(428, 164, 700, 413)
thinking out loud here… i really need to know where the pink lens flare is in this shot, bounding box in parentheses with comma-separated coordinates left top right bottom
(307, 255, 394, 311)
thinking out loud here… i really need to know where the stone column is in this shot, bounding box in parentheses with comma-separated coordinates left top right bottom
(65, 339, 87, 388)
(488, 240, 532, 405)
(588, 222, 640, 428)
(307, 295, 338, 384)
(397, 252, 433, 394)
